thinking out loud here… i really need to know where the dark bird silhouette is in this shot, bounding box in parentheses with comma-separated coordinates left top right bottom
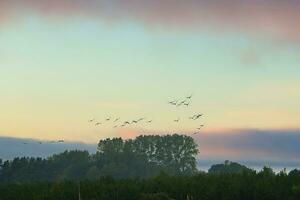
(184, 102, 190, 106)
(138, 118, 145, 122)
(105, 117, 111, 121)
(168, 100, 178, 106)
(190, 114, 203, 120)
(147, 120, 153, 123)
(194, 114, 203, 119)
(197, 125, 204, 130)
(88, 118, 95, 123)
(114, 118, 120, 122)
(95, 122, 102, 126)
(186, 94, 193, 99)
(174, 118, 180, 122)
(123, 121, 131, 125)
(176, 101, 184, 107)
(132, 120, 138, 124)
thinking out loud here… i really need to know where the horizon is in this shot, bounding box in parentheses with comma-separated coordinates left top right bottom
(1, 0, 300, 167)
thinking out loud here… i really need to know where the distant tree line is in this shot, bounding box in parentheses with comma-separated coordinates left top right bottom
(0, 134, 198, 182)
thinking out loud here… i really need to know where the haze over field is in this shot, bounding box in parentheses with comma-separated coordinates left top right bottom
(1, 0, 300, 168)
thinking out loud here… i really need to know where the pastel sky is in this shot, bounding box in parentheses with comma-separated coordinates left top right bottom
(0, 0, 300, 162)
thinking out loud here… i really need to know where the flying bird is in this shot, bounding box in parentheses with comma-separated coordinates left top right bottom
(138, 118, 145, 122)
(147, 120, 153, 123)
(197, 125, 204, 130)
(132, 120, 139, 124)
(168, 100, 178, 106)
(176, 102, 184, 107)
(123, 121, 131, 125)
(174, 118, 180, 122)
(186, 94, 193, 99)
(105, 117, 111, 121)
(190, 114, 203, 120)
(184, 102, 190, 106)
(95, 122, 102, 126)
(114, 118, 120, 122)
(194, 114, 203, 119)
(88, 118, 95, 123)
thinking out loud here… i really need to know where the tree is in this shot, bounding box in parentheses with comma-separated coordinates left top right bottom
(140, 193, 175, 200)
(208, 160, 253, 174)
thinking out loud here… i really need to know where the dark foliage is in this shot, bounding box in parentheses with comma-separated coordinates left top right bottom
(208, 160, 254, 174)
(0, 134, 198, 182)
(0, 170, 300, 200)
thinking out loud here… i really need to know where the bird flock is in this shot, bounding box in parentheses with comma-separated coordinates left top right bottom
(88, 116, 153, 129)
(22, 140, 64, 145)
(21, 94, 204, 145)
(89, 94, 205, 136)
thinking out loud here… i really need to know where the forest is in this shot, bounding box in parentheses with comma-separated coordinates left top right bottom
(0, 134, 300, 200)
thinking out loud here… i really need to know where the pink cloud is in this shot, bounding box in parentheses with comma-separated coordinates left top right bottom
(1, 1, 300, 43)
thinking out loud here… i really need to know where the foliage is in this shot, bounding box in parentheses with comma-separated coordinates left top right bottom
(0, 134, 198, 182)
(0, 171, 300, 200)
(208, 160, 254, 174)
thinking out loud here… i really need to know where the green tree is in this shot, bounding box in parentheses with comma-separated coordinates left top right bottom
(208, 160, 253, 174)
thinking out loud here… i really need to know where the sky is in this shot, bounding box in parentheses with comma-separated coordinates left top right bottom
(0, 0, 300, 164)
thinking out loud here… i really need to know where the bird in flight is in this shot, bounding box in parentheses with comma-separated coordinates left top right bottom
(105, 117, 111, 121)
(132, 120, 139, 124)
(184, 102, 190, 107)
(147, 120, 153, 123)
(190, 114, 203, 120)
(168, 100, 178, 106)
(197, 125, 204, 130)
(123, 121, 131, 125)
(138, 118, 145, 122)
(114, 118, 120, 122)
(194, 114, 203, 119)
(95, 122, 102, 126)
(186, 94, 193, 99)
(174, 118, 180, 122)
(88, 118, 95, 123)
(176, 101, 185, 107)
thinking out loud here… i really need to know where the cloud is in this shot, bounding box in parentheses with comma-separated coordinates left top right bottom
(1, 0, 300, 43)
(1, 129, 300, 168)
(194, 129, 300, 163)
(0, 136, 96, 160)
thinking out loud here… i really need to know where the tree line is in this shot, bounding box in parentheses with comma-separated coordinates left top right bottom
(1, 134, 300, 199)
(0, 168, 300, 200)
(0, 134, 198, 182)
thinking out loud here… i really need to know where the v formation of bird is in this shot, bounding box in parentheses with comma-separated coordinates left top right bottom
(88, 94, 205, 136)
